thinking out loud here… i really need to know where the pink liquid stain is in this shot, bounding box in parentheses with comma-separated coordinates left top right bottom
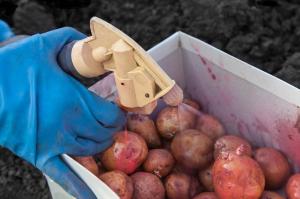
(230, 113, 237, 121)
(253, 117, 271, 134)
(237, 120, 250, 140)
(114, 128, 138, 174)
(191, 42, 233, 108)
(218, 87, 232, 107)
(276, 114, 300, 167)
(218, 54, 225, 68)
(190, 42, 217, 81)
(229, 113, 251, 141)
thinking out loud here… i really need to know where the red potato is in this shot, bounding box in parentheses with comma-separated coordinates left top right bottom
(143, 149, 175, 178)
(214, 135, 252, 159)
(156, 106, 196, 139)
(127, 113, 161, 148)
(73, 156, 99, 176)
(100, 131, 148, 174)
(212, 152, 265, 199)
(131, 172, 165, 199)
(99, 170, 133, 199)
(260, 191, 284, 199)
(199, 165, 214, 191)
(183, 98, 201, 110)
(254, 147, 290, 189)
(196, 114, 225, 141)
(165, 172, 202, 199)
(193, 192, 219, 199)
(171, 129, 213, 170)
(286, 174, 300, 199)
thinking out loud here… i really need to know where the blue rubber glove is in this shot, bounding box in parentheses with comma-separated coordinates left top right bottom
(0, 20, 14, 42)
(0, 27, 125, 199)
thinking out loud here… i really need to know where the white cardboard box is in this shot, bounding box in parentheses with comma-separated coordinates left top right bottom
(46, 31, 300, 199)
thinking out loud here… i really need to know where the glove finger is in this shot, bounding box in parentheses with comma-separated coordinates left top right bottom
(72, 115, 120, 143)
(42, 156, 96, 199)
(69, 137, 113, 156)
(0, 20, 14, 42)
(84, 92, 126, 129)
(41, 27, 86, 53)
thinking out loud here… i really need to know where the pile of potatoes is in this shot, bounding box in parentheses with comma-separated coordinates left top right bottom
(73, 99, 300, 199)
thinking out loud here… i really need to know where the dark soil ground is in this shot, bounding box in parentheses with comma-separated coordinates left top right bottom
(1, 0, 300, 198)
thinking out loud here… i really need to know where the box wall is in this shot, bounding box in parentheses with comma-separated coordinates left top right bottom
(48, 31, 300, 199)
(155, 32, 300, 171)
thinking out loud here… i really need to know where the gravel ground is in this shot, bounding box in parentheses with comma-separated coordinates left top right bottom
(1, 0, 300, 198)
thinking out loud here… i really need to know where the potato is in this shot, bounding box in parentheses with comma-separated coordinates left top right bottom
(100, 131, 148, 174)
(212, 152, 265, 199)
(192, 192, 219, 199)
(127, 113, 161, 148)
(260, 191, 284, 199)
(183, 98, 201, 110)
(254, 147, 290, 189)
(195, 114, 225, 141)
(156, 106, 196, 139)
(143, 149, 175, 178)
(131, 172, 165, 199)
(199, 165, 214, 191)
(171, 129, 213, 170)
(99, 170, 133, 199)
(73, 156, 99, 176)
(165, 172, 202, 199)
(286, 174, 300, 199)
(214, 135, 252, 159)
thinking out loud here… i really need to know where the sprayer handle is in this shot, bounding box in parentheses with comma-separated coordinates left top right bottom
(58, 41, 110, 83)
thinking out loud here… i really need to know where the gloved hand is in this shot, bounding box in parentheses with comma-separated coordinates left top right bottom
(0, 20, 14, 42)
(0, 26, 125, 199)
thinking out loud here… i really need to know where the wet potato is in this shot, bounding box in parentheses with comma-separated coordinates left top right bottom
(73, 156, 99, 176)
(214, 135, 252, 159)
(165, 172, 202, 199)
(143, 149, 175, 178)
(156, 106, 196, 139)
(171, 129, 213, 171)
(254, 147, 290, 190)
(212, 153, 265, 199)
(100, 131, 148, 174)
(131, 172, 165, 199)
(127, 113, 161, 148)
(99, 170, 133, 199)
